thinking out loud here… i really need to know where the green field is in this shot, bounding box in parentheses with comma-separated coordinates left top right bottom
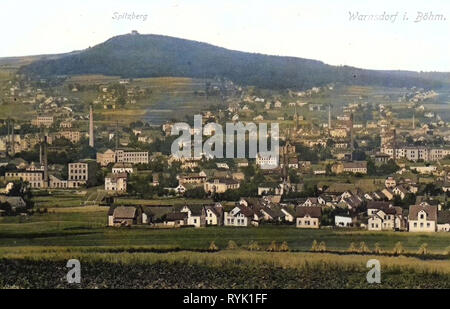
(1, 210, 450, 253)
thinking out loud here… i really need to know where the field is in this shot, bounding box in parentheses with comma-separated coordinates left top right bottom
(2, 205, 450, 288)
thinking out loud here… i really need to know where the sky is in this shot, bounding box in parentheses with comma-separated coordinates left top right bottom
(1, 0, 449, 71)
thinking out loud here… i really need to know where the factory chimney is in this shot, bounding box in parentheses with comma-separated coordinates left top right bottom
(350, 113, 354, 160)
(43, 134, 49, 188)
(89, 105, 94, 148)
(10, 119, 15, 157)
(328, 105, 331, 130)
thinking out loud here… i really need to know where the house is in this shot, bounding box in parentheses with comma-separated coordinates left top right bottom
(385, 177, 396, 188)
(235, 158, 249, 167)
(204, 178, 240, 193)
(280, 207, 295, 222)
(202, 204, 224, 226)
(178, 173, 206, 185)
(341, 195, 363, 211)
(216, 162, 230, 169)
(260, 206, 284, 222)
(381, 188, 394, 200)
(301, 197, 325, 207)
(296, 207, 322, 229)
(108, 206, 142, 227)
(97, 149, 116, 166)
(437, 211, 450, 232)
(224, 205, 259, 227)
(342, 161, 367, 174)
(335, 215, 353, 227)
(408, 204, 438, 232)
(180, 205, 204, 228)
(0, 195, 26, 212)
(164, 212, 188, 227)
(392, 185, 408, 199)
(368, 205, 405, 231)
(105, 173, 127, 192)
(256, 154, 278, 169)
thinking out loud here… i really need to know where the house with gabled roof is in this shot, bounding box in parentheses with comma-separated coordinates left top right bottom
(164, 212, 188, 227)
(108, 205, 142, 227)
(368, 203, 405, 231)
(437, 211, 450, 232)
(202, 203, 223, 226)
(224, 205, 259, 227)
(295, 207, 322, 229)
(181, 205, 205, 228)
(408, 203, 438, 232)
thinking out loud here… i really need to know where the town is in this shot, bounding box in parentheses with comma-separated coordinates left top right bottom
(0, 70, 449, 236)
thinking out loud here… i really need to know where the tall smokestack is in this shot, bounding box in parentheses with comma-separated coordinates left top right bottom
(412, 112, 415, 130)
(328, 105, 331, 130)
(89, 105, 94, 148)
(392, 128, 397, 161)
(350, 113, 354, 159)
(11, 119, 15, 156)
(43, 134, 49, 188)
(6, 119, 10, 156)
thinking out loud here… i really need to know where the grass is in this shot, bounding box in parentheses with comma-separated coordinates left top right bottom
(1, 210, 450, 253)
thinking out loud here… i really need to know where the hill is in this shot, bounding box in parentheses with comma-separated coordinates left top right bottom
(19, 33, 450, 89)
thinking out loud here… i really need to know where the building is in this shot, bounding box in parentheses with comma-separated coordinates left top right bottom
(408, 204, 437, 232)
(335, 216, 353, 227)
(31, 116, 54, 128)
(163, 212, 188, 227)
(385, 177, 396, 188)
(108, 206, 142, 227)
(204, 178, 240, 193)
(381, 146, 450, 162)
(105, 173, 127, 192)
(224, 205, 258, 227)
(178, 173, 206, 185)
(256, 154, 278, 169)
(203, 204, 223, 226)
(296, 207, 322, 229)
(53, 131, 81, 144)
(112, 162, 134, 174)
(5, 170, 44, 188)
(68, 160, 97, 188)
(115, 149, 149, 164)
(332, 161, 367, 174)
(180, 205, 204, 228)
(97, 149, 116, 166)
(343, 161, 367, 174)
(437, 211, 450, 232)
(368, 203, 405, 231)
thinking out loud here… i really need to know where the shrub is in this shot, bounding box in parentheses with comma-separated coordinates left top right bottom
(266, 241, 278, 252)
(279, 241, 290, 252)
(226, 240, 238, 250)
